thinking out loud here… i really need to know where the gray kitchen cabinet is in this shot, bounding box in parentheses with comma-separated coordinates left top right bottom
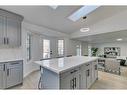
(0, 15, 5, 46)
(72, 69, 80, 89)
(60, 71, 73, 89)
(80, 63, 92, 89)
(0, 9, 23, 47)
(86, 63, 92, 88)
(92, 61, 98, 82)
(60, 67, 80, 89)
(0, 64, 4, 89)
(6, 61, 23, 88)
(80, 65, 87, 89)
(0, 60, 23, 89)
(6, 17, 21, 47)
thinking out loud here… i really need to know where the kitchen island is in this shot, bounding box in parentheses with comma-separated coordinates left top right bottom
(35, 56, 98, 89)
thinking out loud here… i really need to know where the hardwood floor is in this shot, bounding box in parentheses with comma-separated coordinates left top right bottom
(10, 70, 40, 89)
(10, 66, 127, 89)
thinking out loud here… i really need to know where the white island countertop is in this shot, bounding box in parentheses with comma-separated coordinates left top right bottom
(35, 56, 99, 74)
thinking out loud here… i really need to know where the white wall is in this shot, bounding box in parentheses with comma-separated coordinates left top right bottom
(92, 42, 127, 56)
(22, 29, 42, 77)
(0, 21, 88, 78)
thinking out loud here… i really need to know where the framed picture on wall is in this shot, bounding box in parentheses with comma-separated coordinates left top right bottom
(104, 47, 120, 58)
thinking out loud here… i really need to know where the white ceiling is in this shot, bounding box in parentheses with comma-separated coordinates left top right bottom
(0, 6, 127, 34)
(76, 30, 127, 43)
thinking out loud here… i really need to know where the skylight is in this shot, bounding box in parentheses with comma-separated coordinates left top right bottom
(68, 5, 100, 22)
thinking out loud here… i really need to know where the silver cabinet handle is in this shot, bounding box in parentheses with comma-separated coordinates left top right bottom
(74, 77, 76, 89)
(86, 64, 89, 66)
(95, 65, 97, 70)
(7, 69, 9, 76)
(70, 69, 78, 74)
(3, 64, 5, 71)
(4, 37, 6, 44)
(10, 63, 19, 65)
(86, 69, 90, 77)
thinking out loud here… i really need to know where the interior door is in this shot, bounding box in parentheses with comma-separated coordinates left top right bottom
(6, 62, 22, 88)
(6, 17, 21, 47)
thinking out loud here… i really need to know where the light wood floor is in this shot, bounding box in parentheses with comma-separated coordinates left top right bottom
(10, 66, 127, 89)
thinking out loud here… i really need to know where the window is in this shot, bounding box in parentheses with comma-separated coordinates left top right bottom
(43, 39, 50, 59)
(76, 44, 81, 56)
(26, 33, 31, 61)
(58, 40, 64, 56)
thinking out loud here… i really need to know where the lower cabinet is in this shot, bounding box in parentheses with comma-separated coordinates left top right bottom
(60, 67, 80, 89)
(86, 63, 92, 88)
(91, 61, 98, 84)
(0, 64, 4, 89)
(60, 61, 98, 89)
(0, 60, 23, 89)
(6, 61, 23, 88)
(80, 65, 87, 89)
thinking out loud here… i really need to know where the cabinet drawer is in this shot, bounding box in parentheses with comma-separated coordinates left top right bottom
(6, 61, 22, 68)
(81, 63, 91, 70)
(60, 67, 80, 79)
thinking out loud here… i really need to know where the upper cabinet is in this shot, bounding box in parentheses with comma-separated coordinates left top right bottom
(0, 15, 5, 45)
(0, 9, 23, 47)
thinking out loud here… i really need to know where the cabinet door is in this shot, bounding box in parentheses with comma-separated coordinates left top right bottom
(92, 62, 98, 83)
(80, 65, 87, 89)
(6, 18, 21, 47)
(60, 70, 74, 89)
(0, 64, 4, 89)
(94, 64, 98, 81)
(72, 70, 80, 89)
(86, 64, 92, 88)
(60, 68, 80, 89)
(6, 62, 23, 88)
(0, 16, 6, 45)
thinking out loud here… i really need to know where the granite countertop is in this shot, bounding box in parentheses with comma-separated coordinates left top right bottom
(35, 56, 98, 74)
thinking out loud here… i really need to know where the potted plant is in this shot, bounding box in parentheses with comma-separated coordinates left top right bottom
(91, 47, 98, 56)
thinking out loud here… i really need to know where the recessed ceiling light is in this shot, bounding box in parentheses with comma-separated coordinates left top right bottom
(116, 38, 123, 41)
(49, 6, 58, 9)
(68, 5, 100, 22)
(80, 28, 90, 32)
